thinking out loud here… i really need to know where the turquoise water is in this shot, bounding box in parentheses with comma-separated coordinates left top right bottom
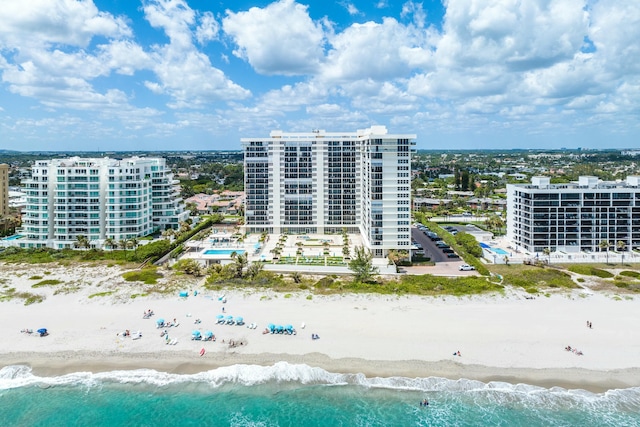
(203, 249, 246, 256)
(2, 234, 23, 241)
(492, 248, 509, 255)
(1, 363, 639, 427)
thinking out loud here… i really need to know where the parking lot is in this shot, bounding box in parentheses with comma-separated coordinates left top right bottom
(411, 224, 462, 262)
(410, 224, 478, 276)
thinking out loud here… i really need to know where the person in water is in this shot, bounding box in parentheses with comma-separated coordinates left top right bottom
(420, 399, 429, 407)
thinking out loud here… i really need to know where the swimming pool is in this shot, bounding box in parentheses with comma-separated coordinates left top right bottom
(2, 234, 24, 241)
(203, 249, 245, 256)
(480, 243, 509, 255)
(491, 247, 510, 255)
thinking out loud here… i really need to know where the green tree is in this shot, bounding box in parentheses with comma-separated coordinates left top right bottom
(599, 240, 610, 264)
(74, 235, 89, 250)
(617, 240, 627, 265)
(348, 245, 378, 283)
(245, 262, 264, 279)
(542, 247, 551, 266)
(230, 252, 248, 278)
(104, 237, 116, 250)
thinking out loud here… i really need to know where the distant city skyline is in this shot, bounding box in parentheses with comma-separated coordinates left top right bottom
(1, 0, 639, 152)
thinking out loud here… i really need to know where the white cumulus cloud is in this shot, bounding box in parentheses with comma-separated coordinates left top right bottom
(223, 0, 326, 75)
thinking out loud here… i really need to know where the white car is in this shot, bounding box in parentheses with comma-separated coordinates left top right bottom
(459, 264, 475, 271)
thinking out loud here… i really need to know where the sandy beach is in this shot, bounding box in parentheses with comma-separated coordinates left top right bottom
(1, 262, 639, 392)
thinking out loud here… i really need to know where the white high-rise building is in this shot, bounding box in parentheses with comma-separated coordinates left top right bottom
(507, 176, 640, 254)
(242, 126, 416, 258)
(19, 157, 188, 249)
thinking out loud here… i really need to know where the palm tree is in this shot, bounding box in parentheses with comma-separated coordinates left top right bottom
(230, 252, 248, 278)
(290, 271, 302, 284)
(542, 247, 551, 265)
(617, 240, 627, 265)
(245, 262, 264, 279)
(503, 255, 509, 266)
(599, 240, 610, 264)
(104, 237, 116, 250)
(75, 235, 89, 250)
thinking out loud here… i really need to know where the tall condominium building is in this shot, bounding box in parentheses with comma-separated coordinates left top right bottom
(0, 164, 8, 217)
(507, 176, 640, 254)
(241, 126, 416, 258)
(20, 157, 188, 249)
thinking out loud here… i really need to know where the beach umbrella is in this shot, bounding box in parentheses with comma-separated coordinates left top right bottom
(179, 291, 189, 298)
(216, 314, 224, 321)
(37, 328, 47, 334)
(156, 318, 165, 326)
(235, 316, 244, 325)
(191, 330, 201, 337)
(204, 331, 213, 339)
(226, 315, 233, 321)
(276, 325, 284, 333)
(268, 323, 275, 333)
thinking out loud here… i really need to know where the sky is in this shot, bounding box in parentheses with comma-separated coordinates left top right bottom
(0, 0, 639, 152)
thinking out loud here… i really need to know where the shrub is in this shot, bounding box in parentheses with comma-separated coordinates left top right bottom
(568, 265, 614, 278)
(619, 270, 640, 279)
(122, 268, 163, 284)
(32, 279, 63, 288)
(502, 268, 576, 289)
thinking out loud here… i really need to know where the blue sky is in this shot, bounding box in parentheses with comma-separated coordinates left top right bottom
(0, 0, 639, 151)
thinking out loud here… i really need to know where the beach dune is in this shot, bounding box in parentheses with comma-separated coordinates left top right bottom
(1, 263, 639, 392)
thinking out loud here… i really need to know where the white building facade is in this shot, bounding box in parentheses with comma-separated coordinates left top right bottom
(242, 126, 416, 258)
(507, 176, 640, 254)
(19, 157, 188, 249)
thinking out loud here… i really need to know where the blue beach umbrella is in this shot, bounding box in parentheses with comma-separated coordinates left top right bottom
(204, 331, 213, 339)
(216, 314, 224, 321)
(191, 330, 201, 337)
(235, 316, 244, 325)
(37, 328, 47, 334)
(268, 323, 276, 333)
(156, 318, 165, 326)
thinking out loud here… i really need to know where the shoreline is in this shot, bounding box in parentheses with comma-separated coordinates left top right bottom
(2, 351, 639, 393)
(2, 262, 640, 395)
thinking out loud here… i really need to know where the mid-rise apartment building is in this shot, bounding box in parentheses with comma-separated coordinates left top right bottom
(0, 164, 8, 217)
(241, 126, 416, 258)
(19, 157, 188, 249)
(507, 176, 640, 254)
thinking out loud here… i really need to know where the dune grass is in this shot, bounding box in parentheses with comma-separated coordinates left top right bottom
(122, 268, 163, 285)
(32, 279, 64, 288)
(568, 265, 614, 278)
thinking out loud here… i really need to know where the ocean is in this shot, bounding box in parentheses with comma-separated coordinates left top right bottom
(1, 362, 639, 427)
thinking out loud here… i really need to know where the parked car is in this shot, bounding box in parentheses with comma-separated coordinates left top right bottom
(435, 241, 449, 248)
(442, 248, 455, 253)
(459, 264, 475, 271)
(447, 253, 460, 258)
